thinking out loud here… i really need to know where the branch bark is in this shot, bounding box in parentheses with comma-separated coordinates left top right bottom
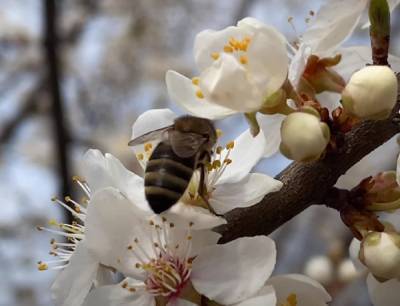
(217, 75, 400, 243)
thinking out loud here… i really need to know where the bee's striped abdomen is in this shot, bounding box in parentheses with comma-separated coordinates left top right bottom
(144, 142, 195, 214)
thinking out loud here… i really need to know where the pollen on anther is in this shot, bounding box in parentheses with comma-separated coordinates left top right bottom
(196, 90, 204, 99)
(191, 77, 200, 85)
(223, 45, 234, 53)
(226, 141, 235, 150)
(240, 55, 248, 64)
(224, 158, 232, 165)
(136, 153, 144, 161)
(122, 282, 128, 288)
(210, 52, 220, 60)
(144, 143, 153, 152)
(37, 262, 48, 271)
(216, 129, 223, 138)
(212, 160, 221, 169)
(216, 146, 223, 154)
(187, 235, 192, 240)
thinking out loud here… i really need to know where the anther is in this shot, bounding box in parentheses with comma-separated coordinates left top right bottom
(224, 158, 232, 165)
(240, 55, 248, 64)
(223, 45, 234, 53)
(212, 160, 221, 169)
(144, 143, 153, 152)
(226, 141, 235, 149)
(196, 90, 204, 99)
(191, 77, 200, 85)
(37, 262, 48, 271)
(136, 153, 144, 161)
(216, 146, 223, 154)
(122, 282, 128, 288)
(211, 52, 219, 60)
(169, 222, 175, 228)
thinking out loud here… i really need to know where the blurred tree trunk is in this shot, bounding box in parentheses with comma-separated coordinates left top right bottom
(43, 0, 73, 223)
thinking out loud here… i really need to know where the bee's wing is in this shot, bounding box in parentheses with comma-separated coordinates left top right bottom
(128, 125, 173, 146)
(169, 131, 207, 158)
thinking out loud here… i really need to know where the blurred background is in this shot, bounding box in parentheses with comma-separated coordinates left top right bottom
(1, 1, 400, 305)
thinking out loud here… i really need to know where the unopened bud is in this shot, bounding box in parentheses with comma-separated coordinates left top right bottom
(341, 66, 398, 120)
(280, 112, 330, 162)
(304, 255, 334, 285)
(359, 231, 400, 280)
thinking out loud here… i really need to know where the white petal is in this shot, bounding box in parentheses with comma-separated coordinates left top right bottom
(336, 135, 399, 189)
(241, 26, 288, 96)
(94, 265, 115, 287)
(84, 187, 147, 279)
(83, 282, 154, 306)
(266, 274, 331, 306)
(303, 0, 368, 55)
(367, 273, 400, 306)
(199, 53, 263, 112)
(349, 238, 367, 272)
(233, 285, 276, 306)
(164, 201, 227, 230)
(81, 150, 149, 212)
(238, 17, 286, 43)
(191, 236, 276, 305)
(166, 70, 236, 119)
(217, 129, 266, 184)
(51, 243, 99, 306)
(130, 108, 177, 168)
(289, 43, 312, 87)
(167, 227, 221, 259)
(210, 173, 282, 214)
(258, 113, 285, 158)
(194, 26, 251, 71)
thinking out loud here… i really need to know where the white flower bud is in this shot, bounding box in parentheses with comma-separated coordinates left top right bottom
(341, 65, 398, 120)
(304, 255, 334, 285)
(360, 231, 400, 280)
(338, 259, 359, 283)
(280, 111, 330, 162)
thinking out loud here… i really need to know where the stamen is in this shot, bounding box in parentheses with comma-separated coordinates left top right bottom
(240, 55, 248, 64)
(136, 153, 144, 161)
(195, 90, 204, 99)
(226, 141, 235, 149)
(210, 52, 219, 60)
(144, 143, 153, 152)
(223, 45, 234, 53)
(191, 77, 200, 85)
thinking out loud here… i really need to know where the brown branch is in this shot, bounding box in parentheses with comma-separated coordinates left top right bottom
(217, 75, 400, 243)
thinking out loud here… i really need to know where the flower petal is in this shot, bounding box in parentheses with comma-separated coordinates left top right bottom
(266, 274, 331, 306)
(191, 236, 276, 305)
(194, 26, 250, 71)
(349, 238, 367, 272)
(164, 201, 227, 230)
(233, 285, 276, 306)
(367, 273, 400, 306)
(130, 108, 177, 168)
(172, 299, 198, 306)
(84, 187, 147, 279)
(289, 43, 312, 86)
(258, 113, 285, 158)
(199, 53, 263, 112)
(51, 243, 99, 306)
(166, 70, 236, 119)
(217, 129, 266, 184)
(245, 28, 288, 96)
(82, 281, 155, 306)
(303, 0, 368, 55)
(210, 173, 282, 214)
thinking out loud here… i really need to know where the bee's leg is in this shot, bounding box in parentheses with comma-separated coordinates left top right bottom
(198, 163, 219, 216)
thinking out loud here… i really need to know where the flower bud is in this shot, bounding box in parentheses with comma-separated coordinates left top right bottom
(280, 111, 330, 162)
(359, 231, 400, 280)
(304, 255, 334, 285)
(341, 66, 398, 120)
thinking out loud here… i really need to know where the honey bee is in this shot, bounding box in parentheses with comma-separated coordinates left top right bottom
(128, 115, 217, 214)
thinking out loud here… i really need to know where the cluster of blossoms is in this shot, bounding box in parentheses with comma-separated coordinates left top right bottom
(37, 0, 400, 305)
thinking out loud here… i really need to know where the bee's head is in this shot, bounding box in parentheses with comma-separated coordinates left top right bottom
(174, 116, 217, 149)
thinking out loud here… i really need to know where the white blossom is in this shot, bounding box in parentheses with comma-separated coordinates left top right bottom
(166, 17, 288, 116)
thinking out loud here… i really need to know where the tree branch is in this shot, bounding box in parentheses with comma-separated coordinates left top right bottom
(217, 75, 400, 243)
